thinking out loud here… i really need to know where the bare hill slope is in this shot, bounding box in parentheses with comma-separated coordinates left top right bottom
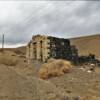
(70, 34, 100, 59)
(0, 64, 67, 100)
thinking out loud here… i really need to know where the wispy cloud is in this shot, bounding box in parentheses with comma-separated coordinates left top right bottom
(0, 1, 100, 47)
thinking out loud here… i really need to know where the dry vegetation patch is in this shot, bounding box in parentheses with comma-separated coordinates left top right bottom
(0, 51, 18, 66)
(39, 59, 72, 79)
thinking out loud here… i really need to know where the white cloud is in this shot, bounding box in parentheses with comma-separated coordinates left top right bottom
(0, 1, 100, 47)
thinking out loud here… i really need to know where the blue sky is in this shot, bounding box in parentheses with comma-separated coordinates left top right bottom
(0, 1, 100, 47)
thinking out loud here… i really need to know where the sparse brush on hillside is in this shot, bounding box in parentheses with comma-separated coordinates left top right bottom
(0, 52, 17, 66)
(38, 59, 72, 79)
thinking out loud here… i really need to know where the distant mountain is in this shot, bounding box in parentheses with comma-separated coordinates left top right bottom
(70, 34, 100, 59)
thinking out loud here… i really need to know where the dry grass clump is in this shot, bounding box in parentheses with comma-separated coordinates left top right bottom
(38, 59, 72, 79)
(47, 58, 56, 63)
(0, 56, 17, 66)
(0, 52, 17, 66)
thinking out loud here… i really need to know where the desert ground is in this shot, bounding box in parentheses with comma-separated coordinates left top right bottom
(0, 34, 100, 100)
(71, 34, 100, 59)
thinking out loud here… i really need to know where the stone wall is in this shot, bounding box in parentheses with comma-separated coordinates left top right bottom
(26, 35, 50, 62)
(26, 35, 78, 64)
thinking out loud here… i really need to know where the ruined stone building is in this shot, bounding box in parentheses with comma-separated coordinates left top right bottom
(26, 35, 78, 63)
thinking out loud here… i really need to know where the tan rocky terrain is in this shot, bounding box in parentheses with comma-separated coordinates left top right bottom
(0, 65, 70, 100)
(0, 34, 100, 100)
(49, 68, 100, 100)
(0, 51, 69, 100)
(70, 34, 100, 59)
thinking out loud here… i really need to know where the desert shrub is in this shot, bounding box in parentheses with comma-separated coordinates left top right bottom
(0, 55, 17, 66)
(38, 59, 72, 79)
(47, 58, 56, 63)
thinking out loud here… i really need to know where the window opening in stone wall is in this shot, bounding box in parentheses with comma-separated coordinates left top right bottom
(33, 42, 37, 59)
(40, 41, 43, 61)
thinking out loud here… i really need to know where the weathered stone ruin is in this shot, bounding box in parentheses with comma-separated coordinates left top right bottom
(26, 35, 78, 64)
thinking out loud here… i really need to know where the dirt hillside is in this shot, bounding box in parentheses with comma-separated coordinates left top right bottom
(0, 49, 100, 100)
(0, 64, 68, 100)
(4, 46, 26, 55)
(0, 65, 34, 100)
(70, 34, 100, 59)
(49, 68, 100, 100)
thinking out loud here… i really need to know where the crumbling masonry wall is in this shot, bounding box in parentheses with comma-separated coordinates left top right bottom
(26, 35, 78, 63)
(26, 35, 50, 62)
